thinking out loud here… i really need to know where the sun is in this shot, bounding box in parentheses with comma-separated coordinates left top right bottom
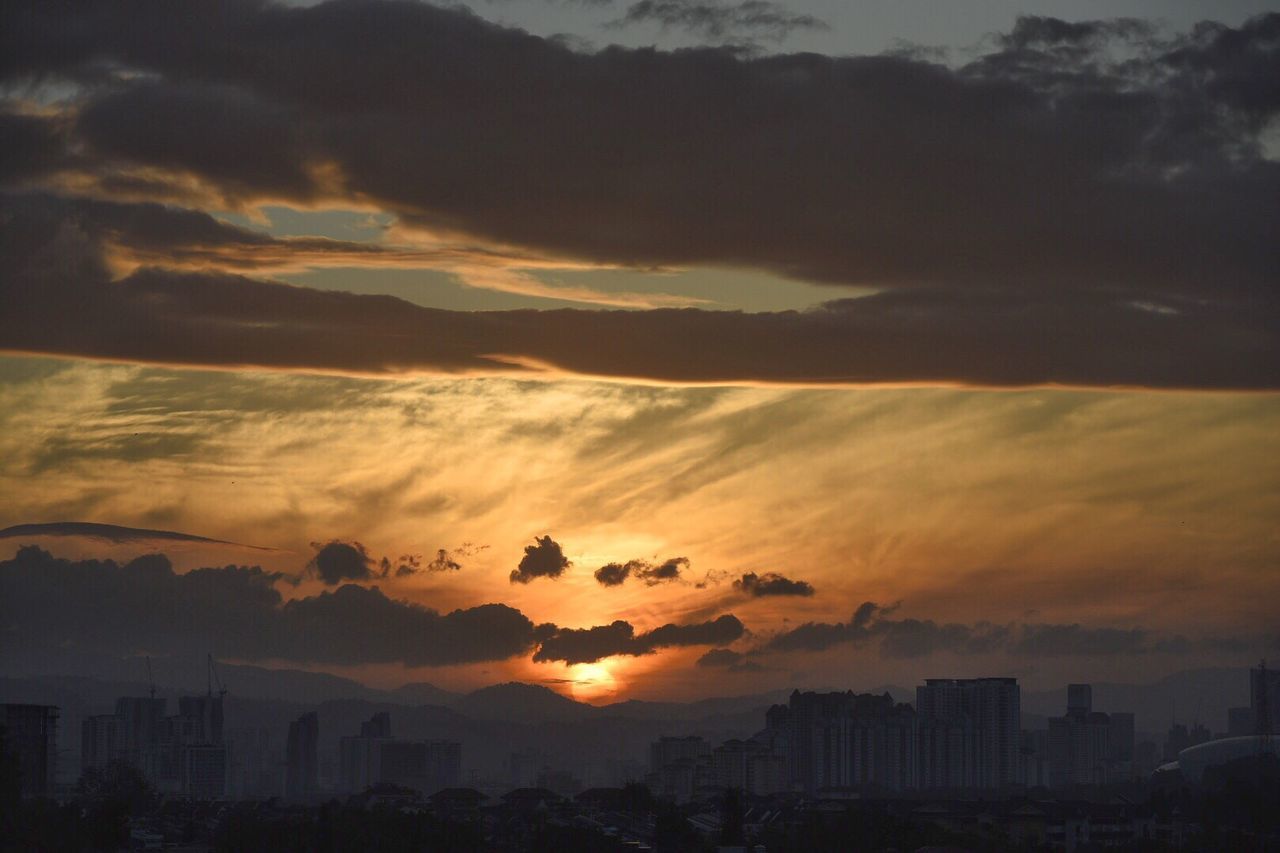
(569, 662, 618, 703)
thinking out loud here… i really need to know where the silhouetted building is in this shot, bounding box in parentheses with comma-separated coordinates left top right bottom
(711, 739, 787, 795)
(379, 739, 461, 796)
(227, 727, 279, 799)
(916, 678, 1019, 790)
(1, 704, 58, 799)
(1163, 722, 1210, 763)
(650, 735, 709, 772)
(177, 694, 224, 746)
(1227, 706, 1255, 738)
(1018, 729, 1050, 788)
(1048, 685, 1111, 787)
(767, 690, 916, 793)
(1108, 712, 1135, 769)
(181, 744, 228, 799)
(82, 714, 126, 773)
(361, 712, 391, 738)
(337, 713, 458, 796)
(114, 696, 165, 766)
(1252, 662, 1279, 735)
(285, 712, 319, 801)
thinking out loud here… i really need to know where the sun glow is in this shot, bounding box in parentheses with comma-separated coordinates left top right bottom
(569, 662, 618, 703)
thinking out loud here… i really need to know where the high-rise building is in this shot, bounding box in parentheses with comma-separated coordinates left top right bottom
(181, 744, 228, 800)
(916, 678, 1019, 790)
(114, 697, 165, 766)
(0, 704, 58, 799)
(285, 712, 319, 802)
(768, 690, 917, 793)
(177, 695, 224, 746)
(1251, 662, 1279, 736)
(1227, 707, 1255, 738)
(650, 736, 709, 772)
(1048, 684, 1112, 787)
(82, 714, 126, 773)
(361, 712, 391, 739)
(710, 739, 787, 796)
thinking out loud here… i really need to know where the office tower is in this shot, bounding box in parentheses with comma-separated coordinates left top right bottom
(916, 678, 1019, 790)
(0, 704, 58, 799)
(1047, 683, 1115, 787)
(82, 714, 126, 772)
(1252, 662, 1279, 736)
(114, 697, 165, 765)
(1067, 684, 1092, 715)
(178, 694, 224, 745)
(285, 712, 319, 802)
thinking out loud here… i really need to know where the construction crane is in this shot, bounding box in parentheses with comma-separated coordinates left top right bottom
(207, 653, 228, 699)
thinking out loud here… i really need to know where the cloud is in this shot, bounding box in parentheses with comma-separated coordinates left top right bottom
(0, 521, 270, 550)
(761, 600, 1224, 659)
(0, 546, 545, 667)
(3, 2, 1275, 298)
(426, 549, 463, 573)
(1, 5, 1278, 389)
(610, 0, 827, 42)
(510, 535, 571, 584)
(594, 556, 689, 586)
(533, 613, 744, 663)
(306, 540, 375, 584)
(594, 562, 631, 586)
(732, 570, 814, 597)
(695, 646, 764, 672)
(1, 203, 1274, 388)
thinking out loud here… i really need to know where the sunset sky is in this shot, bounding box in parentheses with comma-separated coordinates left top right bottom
(1, 0, 1277, 705)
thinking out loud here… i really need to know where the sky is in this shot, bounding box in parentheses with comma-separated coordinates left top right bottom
(1, 0, 1278, 705)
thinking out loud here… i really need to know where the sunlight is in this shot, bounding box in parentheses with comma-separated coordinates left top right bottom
(569, 661, 618, 703)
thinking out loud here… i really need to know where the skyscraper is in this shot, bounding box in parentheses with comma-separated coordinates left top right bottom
(916, 678, 1019, 790)
(285, 712, 319, 802)
(0, 704, 58, 799)
(1252, 662, 1279, 736)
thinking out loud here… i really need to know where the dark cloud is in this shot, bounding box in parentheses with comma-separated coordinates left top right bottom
(1, 4, 1277, 390)
(594, 556, 689, 586)
(426, 549, 463, 572)
(762, 600, 1220, 659)
(732, 571, 814, 597)
(594, 562, 631, 586)
(510, 535, 571, 584)
(611, 0, 827, 42)
(0, 521, 269, 550)
(533, 613, 744, 663)
(2, 2, 1275, 297)
(307, 540, 375, 585)
(0, 546, 543, 667)
(1013, 623, 1149, 657)
(695, 646, 765, 672)
(1, 203, 1273, 388)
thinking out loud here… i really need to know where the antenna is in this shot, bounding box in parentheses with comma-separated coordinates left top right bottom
(146, 655, 156, 700)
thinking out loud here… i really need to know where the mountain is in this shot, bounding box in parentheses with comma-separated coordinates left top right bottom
(450, 682, 594, 723)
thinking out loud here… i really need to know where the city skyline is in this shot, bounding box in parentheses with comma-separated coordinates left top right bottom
(2, 0, 1279, 708)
